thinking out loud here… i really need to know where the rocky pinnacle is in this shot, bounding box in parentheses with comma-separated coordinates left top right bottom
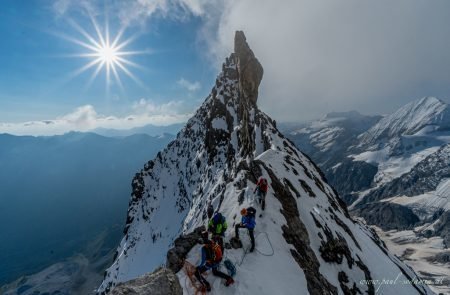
(234, 31, 263, 106)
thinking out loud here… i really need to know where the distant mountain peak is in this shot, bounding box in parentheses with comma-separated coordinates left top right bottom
(408, 96, 446, 115)
(416, 96, 444, 105)
(359, 96, 450, 147)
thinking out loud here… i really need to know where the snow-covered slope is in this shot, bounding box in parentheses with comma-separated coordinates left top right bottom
(280, 97, 450, 293)
(358, 96, 450, 148)
(361, 144, 450, 205)
(283, 112, 381, 199)
(384, 178, 450, 219)
(98, 32, 433, 295)
(287, 111, 381, 154)
(349, 97, 450, 187)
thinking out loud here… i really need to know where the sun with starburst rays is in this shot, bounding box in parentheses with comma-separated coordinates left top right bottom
(61, 11, 149, 91)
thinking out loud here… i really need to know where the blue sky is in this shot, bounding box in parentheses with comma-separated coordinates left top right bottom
(1, 0, 450, 135)
(0, 0, 216, 131)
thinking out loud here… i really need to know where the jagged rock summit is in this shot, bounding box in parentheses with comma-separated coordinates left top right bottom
(98, 31, 433, 295)
(234, 30, 263, 106)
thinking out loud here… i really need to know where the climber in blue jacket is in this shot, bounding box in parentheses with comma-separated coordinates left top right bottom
(234, 207, 256, 252)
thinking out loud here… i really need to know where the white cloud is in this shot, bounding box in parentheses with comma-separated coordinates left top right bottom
(178, 0, 212, 16)
(59, 105, 98, 129)
(52, 0, 71, 17)
(196, 0, 450, 121)
(0, 102, 192, 136)
(50, 0, 450, 122)
(117, 0, 172, 27)
(177, 78, 201, 91)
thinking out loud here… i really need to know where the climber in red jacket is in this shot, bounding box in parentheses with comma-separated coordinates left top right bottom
(254, 177, 268, 210)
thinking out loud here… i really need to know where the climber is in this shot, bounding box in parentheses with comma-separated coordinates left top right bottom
(234, 207, 256, 252)
(254, 177, 268, 210)
(208, 212, 227, 252)
(207, 203, 214, 219)
(195, 237, 234, 291)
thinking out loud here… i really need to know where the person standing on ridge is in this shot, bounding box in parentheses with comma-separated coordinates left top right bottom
(234, 207, 256, 252)
(208, 212, 227, 252)
(207, 203, 214, 219)
(195, 237, 234, 291)
(254, 177, 268, 210)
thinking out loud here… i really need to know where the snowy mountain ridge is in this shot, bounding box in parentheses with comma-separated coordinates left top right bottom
(282, 98, 450, 294)
(288, 111, 381, 154)
(346, 97, 450, 187)
(98, 32, 433, 295)
(282, 112, 381, 201)
(358, 96, 450, 149)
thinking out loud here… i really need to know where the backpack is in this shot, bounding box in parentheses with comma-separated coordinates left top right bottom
(259, 178, 268, 192)
(247, 206, 257, 218)
(213, 212, 223, 225)
(224, 259, 236, 277)
(206, 241, 223, 264)
(209, 213, 227, 235)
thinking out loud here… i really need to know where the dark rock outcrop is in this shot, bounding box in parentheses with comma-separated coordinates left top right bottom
(338, 271, 362, 295)
(434, 211, 450, 248)
(426, 251, 450, 263)
(326, 160, 378, 204)
(109, 267, 182, 295)
(166, 226, 205, 273)
(352, 203, 420, 231)
(234, 30, 263, 106)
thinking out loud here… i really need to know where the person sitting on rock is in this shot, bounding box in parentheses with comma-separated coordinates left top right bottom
(254, 177, 268, 210)
(208, 212, 227, 252)
(195, 238, 234, 291)
(234, 207, 256, 252)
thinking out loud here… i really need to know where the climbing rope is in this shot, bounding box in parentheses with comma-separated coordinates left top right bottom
(254, 231, 275, 256)
(182, 260, 207, 295)
(238, 244, 250, 266)
(182, 230, 273, 294)
(227, 230, 275, 268)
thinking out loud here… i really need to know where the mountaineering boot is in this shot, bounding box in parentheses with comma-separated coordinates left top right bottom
(230, 237, 242, 249)
(225, 277, 235, 287)
(203, 282, 211, 292)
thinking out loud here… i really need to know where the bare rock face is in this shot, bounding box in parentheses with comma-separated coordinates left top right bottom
(166, 226, 205, 273)
(234, 31, 263, 106)
(233, 31, 264, 157)
(109, 267, 182, 295)
(352, 202, 420, 231)
(434, 211, 450, 248)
